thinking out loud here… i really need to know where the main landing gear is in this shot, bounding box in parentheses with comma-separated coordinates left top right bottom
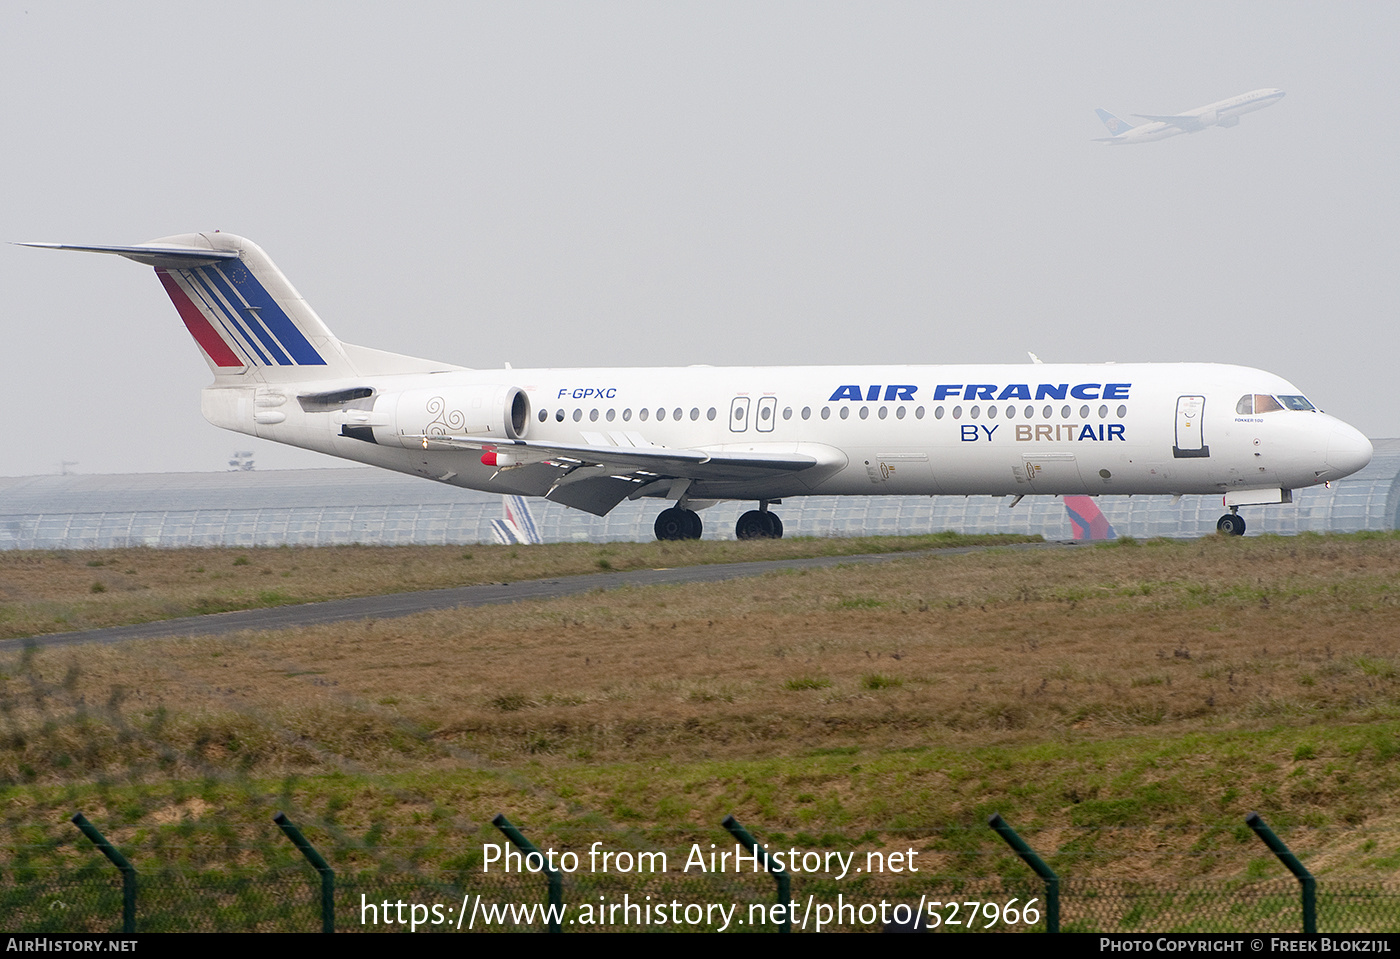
(1216, 509, 1247, 536)
(655, 506, 702, 541)
(735, 501, 784, 540)
(653, 501, 787, 541)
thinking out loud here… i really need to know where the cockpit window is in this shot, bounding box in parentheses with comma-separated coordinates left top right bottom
(1236, 394, 1291, 415)
(1277, 394, 1315, 411)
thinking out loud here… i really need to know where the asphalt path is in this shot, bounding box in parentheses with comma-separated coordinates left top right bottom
(1, 542, 1070, 652)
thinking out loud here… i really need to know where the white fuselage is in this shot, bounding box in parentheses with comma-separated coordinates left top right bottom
(206, 361, 1371, 505)
(1103, 88, 1286, 145)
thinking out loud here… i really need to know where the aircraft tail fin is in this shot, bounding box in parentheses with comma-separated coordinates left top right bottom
(1095, 108, 1136, 136)
(490, 495, 543, 545)
(1064, 495, 1117, 541)
(20, 233, 456, 382)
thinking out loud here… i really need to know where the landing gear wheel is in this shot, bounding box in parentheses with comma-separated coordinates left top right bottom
(655, 507, 702, 541)
(736, 509, 784, 540)
(1216, 513, 1246, 536)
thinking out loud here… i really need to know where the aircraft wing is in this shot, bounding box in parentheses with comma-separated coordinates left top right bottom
(1131, 113, 1201, 128)
(410, 434, 839, 515)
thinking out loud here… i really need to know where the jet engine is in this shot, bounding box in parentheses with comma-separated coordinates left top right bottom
(360, 386, 531, 447)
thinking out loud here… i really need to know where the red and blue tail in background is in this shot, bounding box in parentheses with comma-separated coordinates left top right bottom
(1064, 495, 1117, 540)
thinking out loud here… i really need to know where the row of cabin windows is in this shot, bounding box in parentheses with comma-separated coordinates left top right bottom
(536, 404, 1131, 424)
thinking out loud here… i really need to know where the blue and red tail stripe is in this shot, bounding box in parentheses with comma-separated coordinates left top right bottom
(156, 270, 244, 368)
(156, 261, 326, 367)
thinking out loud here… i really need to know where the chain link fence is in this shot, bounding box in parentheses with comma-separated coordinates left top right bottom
(5, 858, 1397, 932)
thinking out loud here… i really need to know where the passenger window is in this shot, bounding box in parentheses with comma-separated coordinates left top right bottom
(639, 408, 649, 421)
(878, 406, 888, 419)
(840, 407, 850, 419)
(606, 409, 616, 421)
(707, 408, 716, 420)
(802, 407, 811, 420)
(623, 408, 632, 421)
(556, 409, 565, 422)
(538, 409, 548, 423)
(573, 409, 583, 422)
(896, 406, 906, 419)
(859, 407, 869, 419)
(915, 406, 925, 419)
(691, 408, 700, 421)
(821, 407, 830, 419)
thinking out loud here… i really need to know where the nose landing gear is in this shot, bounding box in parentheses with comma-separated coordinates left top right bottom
(1216, 509, 1246, 536)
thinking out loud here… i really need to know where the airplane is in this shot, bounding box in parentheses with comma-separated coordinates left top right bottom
(491, 494, 543, 545)
(21, 232, 1371, 540)
(1063, 495, 1116, 541)
(1094, 88, 1285, 145)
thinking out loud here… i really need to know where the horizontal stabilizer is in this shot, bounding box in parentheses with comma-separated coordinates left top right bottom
(17, 241, 240, 268)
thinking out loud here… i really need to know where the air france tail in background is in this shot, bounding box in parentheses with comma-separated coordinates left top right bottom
(491, 495, 543, 545)
(1094, 88, 1285, 145)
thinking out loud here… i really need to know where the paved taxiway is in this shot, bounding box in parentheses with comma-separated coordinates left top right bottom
(1, 542, 1069, 652)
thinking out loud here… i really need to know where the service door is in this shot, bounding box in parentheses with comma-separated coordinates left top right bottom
(1173, 395, 1209, 458)
(730, 396, 750, 432)
(755, 396, 776, 433)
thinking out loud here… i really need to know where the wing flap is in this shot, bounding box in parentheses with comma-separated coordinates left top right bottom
(410, 434, 821, 477)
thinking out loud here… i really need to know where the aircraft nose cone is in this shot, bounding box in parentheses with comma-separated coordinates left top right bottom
(1326, 424, 1372, 478)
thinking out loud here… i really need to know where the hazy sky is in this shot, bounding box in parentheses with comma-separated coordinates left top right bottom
(4, 1, 1396, 475)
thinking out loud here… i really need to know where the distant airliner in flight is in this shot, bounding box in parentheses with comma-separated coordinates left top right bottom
(24, 232, 1369, 540)
(1095, 88, 1285, 145)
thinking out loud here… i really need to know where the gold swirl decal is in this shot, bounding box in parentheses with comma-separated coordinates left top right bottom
(424, 396, 466, 435)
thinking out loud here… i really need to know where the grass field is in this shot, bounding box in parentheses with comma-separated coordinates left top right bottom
(0, 531, 1036, 641)
(2, 532, 1400, 929)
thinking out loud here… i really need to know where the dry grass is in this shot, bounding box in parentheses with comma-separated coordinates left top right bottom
(3, 532, 1400, 881)
(0, 532, 1035, 640)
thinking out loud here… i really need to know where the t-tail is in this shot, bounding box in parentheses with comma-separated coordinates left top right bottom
(1095, 108, 1136, 137)
(19, 232, 456, 383)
